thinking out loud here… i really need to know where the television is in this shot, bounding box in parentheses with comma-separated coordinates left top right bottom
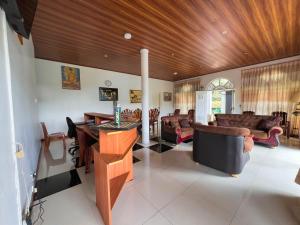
(0, 0, 38, 39)
(99, 87, 118, 101)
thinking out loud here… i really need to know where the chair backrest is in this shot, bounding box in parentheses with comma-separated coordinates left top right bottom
(121, 109, 133, 119)
(174, 109, 180, 116)
(188, 109, 195, 121)
(243, 111, 255, 116)
(66, 117, 77, 138)
(272, 111, 287, 126)
(40, 122, 49, 140)
(149, 108, 160, 121)
(133, 108, 142, 121)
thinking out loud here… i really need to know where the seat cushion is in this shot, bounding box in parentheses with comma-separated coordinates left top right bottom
(181, 128, 193, 138)
(251, 129, 268, 139)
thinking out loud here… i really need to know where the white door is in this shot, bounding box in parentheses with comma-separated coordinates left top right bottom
(195, 91, 212, 124)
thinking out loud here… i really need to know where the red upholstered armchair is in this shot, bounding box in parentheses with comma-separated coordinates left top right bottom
(271, 112, 290, 138)
(161, 115, 193, 144)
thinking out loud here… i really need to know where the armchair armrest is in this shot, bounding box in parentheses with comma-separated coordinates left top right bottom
(268, 126, 283, 137)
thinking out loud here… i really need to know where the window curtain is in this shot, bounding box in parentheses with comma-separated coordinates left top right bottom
(174, 80, 201, 114)
(241, 60, 300, 133)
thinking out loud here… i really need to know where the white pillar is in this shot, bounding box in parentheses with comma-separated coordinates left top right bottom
(140, 48, 150, 145)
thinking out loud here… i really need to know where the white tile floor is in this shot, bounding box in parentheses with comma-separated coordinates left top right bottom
(32, 139, 300, 225)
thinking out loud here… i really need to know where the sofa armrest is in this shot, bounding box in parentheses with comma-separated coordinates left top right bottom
(268, 126, 283, 137)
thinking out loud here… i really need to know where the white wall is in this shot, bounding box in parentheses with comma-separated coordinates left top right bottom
(0, 10, 22, 225)
(36, 59, 174, 133)
(0, 9, 40, 225)
(177, 55, 300, 114)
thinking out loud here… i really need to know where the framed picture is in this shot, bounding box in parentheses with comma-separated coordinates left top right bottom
(99, 87, 118, 101)
(130, 90, 142, 103)
(61, 66, 80, 90)
(163, 92, 172, 101)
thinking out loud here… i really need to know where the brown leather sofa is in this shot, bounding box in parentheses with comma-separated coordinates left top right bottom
(193, 124, 253, 176)
(210, 114, 283, 148)
(161, 115, 193, 144)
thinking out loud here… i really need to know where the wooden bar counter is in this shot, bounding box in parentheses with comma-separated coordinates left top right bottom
(91, 121, 140, 225)
(84, 112, 114, 125)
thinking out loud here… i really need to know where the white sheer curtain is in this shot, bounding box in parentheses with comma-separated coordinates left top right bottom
(174, 80, 201, 114)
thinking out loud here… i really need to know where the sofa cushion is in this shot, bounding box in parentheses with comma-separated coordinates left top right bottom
(216, 118, 231, 127)
(179, 119, 190, 128)
(181, 128, 193, 138)
(170, 120, 180, 129)
(250, 129, 268, 139)
(256, 118, 278, 131)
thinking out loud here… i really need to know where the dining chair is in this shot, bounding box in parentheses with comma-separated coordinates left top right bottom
(133, 108, 142, 121)
(149, 108, 160, 135)
(40, 122, 66, 151)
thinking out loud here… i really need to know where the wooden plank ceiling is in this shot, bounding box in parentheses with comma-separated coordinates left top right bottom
(32, 0, 300, 81)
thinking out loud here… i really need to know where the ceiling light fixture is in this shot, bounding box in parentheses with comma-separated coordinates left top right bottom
(104, 54, 108, 58)
(124, 32, 132, 40)
(173, 72, 178, 75)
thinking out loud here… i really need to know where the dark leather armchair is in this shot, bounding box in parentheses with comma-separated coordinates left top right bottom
(271, 111, 290, 138)
(193, 124, 253, 176)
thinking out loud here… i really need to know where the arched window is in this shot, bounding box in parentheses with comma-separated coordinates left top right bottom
(207, 78, 234, 91)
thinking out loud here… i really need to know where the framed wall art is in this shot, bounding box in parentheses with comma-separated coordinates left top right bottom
(61, 66, 81, 90)
(99, 87, 118, 101)
(130, 90, 142, 103)
(163, 92, 172, 101)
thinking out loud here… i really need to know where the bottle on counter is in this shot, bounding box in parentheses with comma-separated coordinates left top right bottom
(114, 103, 121, 126)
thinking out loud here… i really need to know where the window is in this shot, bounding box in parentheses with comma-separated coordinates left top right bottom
(207, 78, 234, 91)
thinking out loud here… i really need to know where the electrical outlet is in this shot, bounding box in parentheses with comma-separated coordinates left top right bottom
(33, 188, 38, 193)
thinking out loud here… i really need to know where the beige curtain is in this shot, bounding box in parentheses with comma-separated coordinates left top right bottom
(174, 80, 201, 114)
(241, 60, 300, 133)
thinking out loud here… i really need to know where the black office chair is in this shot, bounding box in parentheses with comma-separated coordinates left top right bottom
(66, 117, 79, 156)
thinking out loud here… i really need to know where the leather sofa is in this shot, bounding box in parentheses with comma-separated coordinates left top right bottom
(161, 115, 193, 144)
(193, 124, 253, 176)
(210, 114, 283, 148)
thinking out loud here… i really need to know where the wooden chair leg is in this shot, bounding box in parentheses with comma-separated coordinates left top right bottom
(44, 140, 50, 151)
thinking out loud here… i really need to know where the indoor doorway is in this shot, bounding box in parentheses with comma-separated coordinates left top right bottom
(207, 78, 235, 114)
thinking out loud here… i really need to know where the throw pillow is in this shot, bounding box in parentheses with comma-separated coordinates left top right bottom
(179, 119, 190, 128)
(217, 118, 230, 127)
(170, 120, 181, 129)
(256, 119, 277, 131)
